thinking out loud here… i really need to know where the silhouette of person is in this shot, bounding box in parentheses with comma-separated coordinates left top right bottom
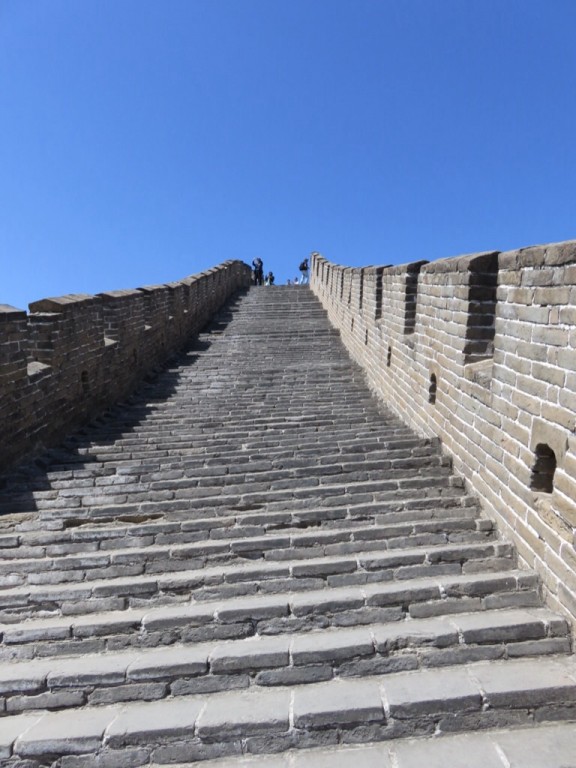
(252, 257, 264, 286)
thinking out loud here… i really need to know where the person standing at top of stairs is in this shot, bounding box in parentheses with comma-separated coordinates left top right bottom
(299, 257, 309, 284)
(252, 257, 264, 285)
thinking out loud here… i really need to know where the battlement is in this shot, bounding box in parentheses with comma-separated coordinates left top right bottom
(0, 260, 252, 470)
(311, 240, 576, 624)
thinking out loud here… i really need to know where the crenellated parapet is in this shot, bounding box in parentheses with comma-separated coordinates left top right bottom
(0, 260, 251, 470)
(311, 241, 576, 625)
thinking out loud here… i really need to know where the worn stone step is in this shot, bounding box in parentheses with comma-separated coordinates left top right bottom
(2, 656, 576, 763)
(0, 540, 516, 615)
(4, 436, 441, 492)
(161, 721, 576, 768)
(21, 468, 459, 513)
(0, 506, 490, 556)
(0, 570, 542, 658)
(42, 434, 427, 472)
(0, 608, 569, 715)
(0, 520, 501, 584)
(0, 492, 484, 535)
(0, 507, 490, 565)
(22, 481, 477, 518)
(29, 454, 452, 503)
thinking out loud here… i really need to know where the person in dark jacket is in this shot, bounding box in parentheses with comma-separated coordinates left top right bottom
(252, 257, 264, 286)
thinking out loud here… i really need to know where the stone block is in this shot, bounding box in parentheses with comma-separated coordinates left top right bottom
(393, 732, 504, 768)
(170, 671, 249, 696)
(106, 697, 204, 748)
(15, 706, 115, 756)
(197, 688, 291, 740)
(291, 628, 374, 665)
(210, 635, 290, 673)
(383, 666, 481, 718)
(0, 712, 44, 759)
(495, 722, 576, 768)
(293, 678, 384, 729)
(127, 645, 208, 680)
(472, 657, 576, 708)
(88, 683, 168, 706)
(293, 743, 393, 767)
(7, 689, 86, 712)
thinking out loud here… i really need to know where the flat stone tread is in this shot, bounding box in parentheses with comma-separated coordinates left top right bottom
(173, 722, 576, 768)
(0, 607, 565, 687)
(0, 520, 492, 571)
(0, 568, 539, 632)
(7, 504, 484, 542)
(3, 656, 576, 758)
(0, 538, 515, 609)
(0, 536, 506, 587)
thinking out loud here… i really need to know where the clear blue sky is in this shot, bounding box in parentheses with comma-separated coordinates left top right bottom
(2, 0, 576, 309)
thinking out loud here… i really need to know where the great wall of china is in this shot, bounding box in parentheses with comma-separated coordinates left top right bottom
(0, 241, 574, 765)
(311, 242, 576, 629)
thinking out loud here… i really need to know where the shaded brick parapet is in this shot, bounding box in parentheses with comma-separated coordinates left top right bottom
(311, 241, 576, 627)
(0, 260, 251, 471)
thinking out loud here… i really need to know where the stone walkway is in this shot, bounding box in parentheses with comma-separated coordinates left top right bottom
(0, 285, 574, 766)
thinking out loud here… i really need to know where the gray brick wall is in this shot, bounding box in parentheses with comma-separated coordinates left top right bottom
(311, 241, 576, 627)
(0, 260, 252, 470)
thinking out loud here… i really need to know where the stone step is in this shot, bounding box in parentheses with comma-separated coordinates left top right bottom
(0, 513, 493, 568)
(2, 437, 444, 496)
(0, 488, 483, 526)
(16, 460, 456, 509)
(161, 721, 576, 768)
(30, 470, 465, 510)
(0, 570, 542, 657)
(0, 539, 516, 616)
(2, 504, 488, 547)
(47, 443, 447, 479)
(22, 481, 476, 518)
(2, 444, 444, 504)
(2, 656, 576, 763)
(0, 531, 509, 589)
(60, 431, 425, 464)
(0, 608, 569, 716)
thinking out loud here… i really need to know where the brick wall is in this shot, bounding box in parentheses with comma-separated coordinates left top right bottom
(311, 242, 576, 627)
(0, 260, 252, 470)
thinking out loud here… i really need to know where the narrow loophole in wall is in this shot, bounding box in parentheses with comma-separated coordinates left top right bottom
(530, 443, 556, 493)
(351, 318, 355, 332)
(81, 370, 90, 396)
(364, 329, 369, 345)
(429, 374, 437, 404)
(386, 345, 392, 367)
(375, 267, 384, 320)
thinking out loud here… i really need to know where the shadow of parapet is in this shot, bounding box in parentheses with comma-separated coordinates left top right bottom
(0, 262, 252, 475)
(0, 290, 247, 517)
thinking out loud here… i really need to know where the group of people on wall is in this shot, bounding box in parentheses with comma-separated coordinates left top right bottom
(251, 256, 309, 286)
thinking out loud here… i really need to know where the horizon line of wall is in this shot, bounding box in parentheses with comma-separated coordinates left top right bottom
(310, 240, 576, 628)
(0, 260, 252, 471)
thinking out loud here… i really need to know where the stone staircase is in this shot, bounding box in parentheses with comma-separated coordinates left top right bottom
(0, 285, 574, 767)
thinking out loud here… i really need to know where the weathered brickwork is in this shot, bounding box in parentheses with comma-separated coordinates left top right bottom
(0, 260, 251, 471)
(311, 241, 576, 627)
